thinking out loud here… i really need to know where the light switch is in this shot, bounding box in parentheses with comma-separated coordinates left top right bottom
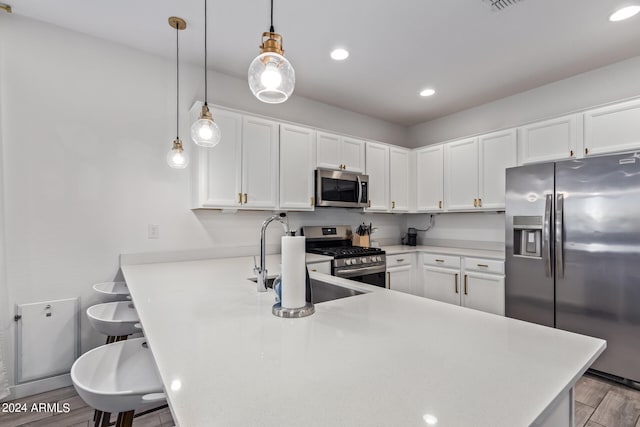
(148, 224, 160, 239)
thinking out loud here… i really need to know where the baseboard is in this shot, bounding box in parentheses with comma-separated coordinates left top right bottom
(6, 374, 72, 400)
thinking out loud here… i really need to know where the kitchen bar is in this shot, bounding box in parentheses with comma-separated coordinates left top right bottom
(121, 254, 605, 427)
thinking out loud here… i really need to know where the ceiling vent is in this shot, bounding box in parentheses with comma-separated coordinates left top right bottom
(482, 0, 523, 11)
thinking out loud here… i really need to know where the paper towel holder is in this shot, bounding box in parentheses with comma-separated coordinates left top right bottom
(272, 266, 315, 318)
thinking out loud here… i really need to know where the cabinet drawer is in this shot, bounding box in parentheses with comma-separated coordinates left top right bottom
(422, 253, 460, 268)
(463, 257, 504, 274)
(386, 253, 413, 267)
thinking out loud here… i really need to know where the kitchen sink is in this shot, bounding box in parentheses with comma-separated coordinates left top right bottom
(248, 277, 365, 303)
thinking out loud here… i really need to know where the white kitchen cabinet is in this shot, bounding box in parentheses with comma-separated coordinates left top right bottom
(389, 147, 410, 212)
(191, 109, 278, 210)
(388, 265, 413, 294)
(518, 115, 581, 164)
(416, 145, 444, 212)
(386, 253, 417, 295)
(241, 116, 279, 209)
(191, 108, 243, 209)
(422, 265, 460, 306)
(444, 137, 478, 210)
(462, 272, 505, 316)
(279, 124, 316, 211)
(444, 131, 516, 211)
(365, 142, 389, 211)
(462, 257, 505, 316)
(307, 261, 331, 275)
(316, 131, 365, 172)
(584, 99, 640, 157)
(421, 253, 504, 315)
(478, 129, 517, 209)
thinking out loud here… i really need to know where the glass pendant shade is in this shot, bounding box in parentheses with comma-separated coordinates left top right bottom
(248, 52, 295, 104)
(191, 108, 221, 148)
(167, 139, 189, 169)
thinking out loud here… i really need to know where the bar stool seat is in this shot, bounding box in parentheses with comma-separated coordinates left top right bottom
(92, 281, 130, 302)
(71, 337, 165, 427)
(87, 301, 140, 339)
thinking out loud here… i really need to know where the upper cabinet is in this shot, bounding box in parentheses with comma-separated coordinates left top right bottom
(518, 115, 581, 165)
(279, 124, 316, 211)
(416, 145, 444, 212)
(478, 129, 517, 209)
(584, 99, 640, 157)
(192, 108, 243, 209)
(365, 142, 389, 211)
(444, 130, 516, 211)
(444, 137, 479, 210)
(316, 131, 365, 173)
(389, 147, 410, 212)
(191, 108, 278, 210)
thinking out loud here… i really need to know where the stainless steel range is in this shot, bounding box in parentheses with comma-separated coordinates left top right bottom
(302, 225, 386, 288)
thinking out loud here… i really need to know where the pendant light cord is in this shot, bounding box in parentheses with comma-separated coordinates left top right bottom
(204, 0, 208, 106)
(176, 21, 180, 139)
(270, 0, 274, 32)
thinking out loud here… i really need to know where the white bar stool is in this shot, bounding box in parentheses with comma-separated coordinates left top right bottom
(71, 337, 166, 427)
(92, 281, 130, 302)
(87, 301, 140, 344)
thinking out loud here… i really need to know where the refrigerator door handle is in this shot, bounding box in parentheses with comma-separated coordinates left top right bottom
(555, 193, 564, 278)
(544, 194, 553, 277)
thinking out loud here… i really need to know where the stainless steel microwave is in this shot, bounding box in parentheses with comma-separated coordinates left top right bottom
(315, 169, 368, 208)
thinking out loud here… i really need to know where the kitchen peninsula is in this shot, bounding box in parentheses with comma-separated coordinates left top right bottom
(121, 254, 605, 427)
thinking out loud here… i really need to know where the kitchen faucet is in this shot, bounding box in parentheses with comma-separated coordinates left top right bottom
(255, 213, 292, 292)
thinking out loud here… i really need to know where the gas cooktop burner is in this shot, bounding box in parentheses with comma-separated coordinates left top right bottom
(308, 246, 384, 259)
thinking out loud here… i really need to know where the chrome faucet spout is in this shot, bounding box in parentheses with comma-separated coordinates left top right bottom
(255, 213, 291, 292)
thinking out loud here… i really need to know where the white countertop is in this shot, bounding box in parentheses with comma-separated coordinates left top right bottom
(122, 255, 603, 427)
(382, 244, 505, 260)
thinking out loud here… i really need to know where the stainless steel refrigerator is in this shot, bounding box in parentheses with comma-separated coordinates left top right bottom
(506, 151, 640, 382)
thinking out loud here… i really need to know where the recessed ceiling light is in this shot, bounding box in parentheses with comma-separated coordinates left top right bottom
(330, 48, 349, 61)
(609, 5, 640, 21)
(420, 88, 436, 97)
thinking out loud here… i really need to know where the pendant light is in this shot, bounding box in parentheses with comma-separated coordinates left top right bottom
(248, 0, 295, 104)
(167, 17, 189, 169)
(190, 0, 221, 147)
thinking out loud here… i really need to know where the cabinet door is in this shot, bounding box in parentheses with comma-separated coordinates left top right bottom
(518, 115, 579, 164)
(365, 142, 389, 211)
(279, 124, 316, 211)
(478, 129, 517, 210)
(462, 272, 505, 316)
(422, 266, 460, 306)
(316, 131, 341, 169)
(387, 265, 413, 295)
(341, 137, 366, 173)
(389, 147, 410, 212)
(307, 261, 331, 275)
(242, 116, 279, 209)
(416, 145, 444, 211)
(444, 137, 478, 210)
(195, 109, 243, 208)
(584, 99, 640, 157)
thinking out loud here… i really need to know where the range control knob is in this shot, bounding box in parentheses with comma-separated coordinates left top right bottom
(345, 259, 352, 266)
(361, 257, 368, 263)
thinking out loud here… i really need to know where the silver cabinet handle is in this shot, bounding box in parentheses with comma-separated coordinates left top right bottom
(555, 193, 564, 278)
(543, 194, 552, 278)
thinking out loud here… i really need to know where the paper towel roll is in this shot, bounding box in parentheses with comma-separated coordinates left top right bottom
(281, 236, 306, 309)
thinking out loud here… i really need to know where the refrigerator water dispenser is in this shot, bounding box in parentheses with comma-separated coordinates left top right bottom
(513, 216, 542, 258)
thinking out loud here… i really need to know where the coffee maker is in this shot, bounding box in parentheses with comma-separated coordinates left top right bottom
(407, 228, 417, 246)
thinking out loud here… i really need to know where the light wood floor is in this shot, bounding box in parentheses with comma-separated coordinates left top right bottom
(0, 386, 174, 427)
(2, 373, 640, 426)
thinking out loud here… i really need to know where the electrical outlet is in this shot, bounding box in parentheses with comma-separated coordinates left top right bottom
(148, 224, 160, 239)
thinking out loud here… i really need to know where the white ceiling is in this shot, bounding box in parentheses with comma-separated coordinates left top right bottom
(9, 0, 640, 126)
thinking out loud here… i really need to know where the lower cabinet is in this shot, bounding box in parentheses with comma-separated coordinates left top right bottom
(306, 261, 331, 275)
(421, 253, 505, 315)
(386, 253, 417, 295)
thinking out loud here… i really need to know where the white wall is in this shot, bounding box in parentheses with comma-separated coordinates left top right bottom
(408, 55, 640, 147)
(407, 213, 505, 246)
(0, 14, 407, 392)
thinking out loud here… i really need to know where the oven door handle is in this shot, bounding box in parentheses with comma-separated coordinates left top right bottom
(335, 267, 384, 278)
(356, 175, 363, 205)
